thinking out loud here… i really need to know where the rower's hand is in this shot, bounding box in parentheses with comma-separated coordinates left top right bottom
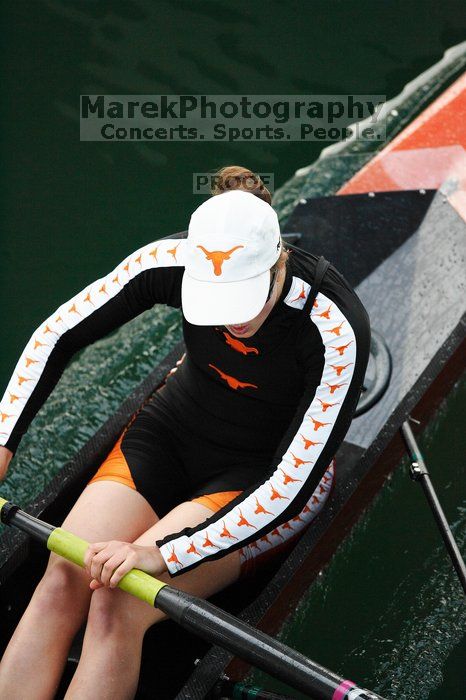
(0, 446, 13, 482)
(84, 540, 168, 590)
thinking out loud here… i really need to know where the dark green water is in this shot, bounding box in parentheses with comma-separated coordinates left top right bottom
(250, 377, 466, 699)
(0, 2, 465, 698)
(2, 0, 466, 385)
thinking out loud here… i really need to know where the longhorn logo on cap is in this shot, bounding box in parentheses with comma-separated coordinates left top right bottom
(196, 245, 244, 276)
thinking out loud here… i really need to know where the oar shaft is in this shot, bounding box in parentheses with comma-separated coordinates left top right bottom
(401, 421, 466, 594)
(158, 586, 346, 698)
(0, 498, 386, 700)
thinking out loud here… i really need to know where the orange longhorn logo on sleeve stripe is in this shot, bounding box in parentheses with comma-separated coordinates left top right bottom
(290, 282, 306, 303)
(167, 545, 181, 567)
(186, 540, 201, 557)
(290, 452, 313, 468)
(325, 382, 348, 395)
(202, 531, 218, 548)
(220, 521, 238, 540)
(271, 527, 284, 539)
(197, 245, 244, 275)
(324, 321, 345, 336)
(317, 398, 340, 412)
(330, 363, 353, 376)
(309, 416, 331, 431)
(237, 509, 257, 529)
(270, 484, 289, 501)
(331, 341, 353, 356)
(300, 434, 323, 449)
(168, 243, 180, 261)
(280, 468, 302, 485)
(254, 497, 273, 515)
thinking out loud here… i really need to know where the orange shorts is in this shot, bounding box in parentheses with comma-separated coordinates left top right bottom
(88, 433, 242, 510)
(88, 433, 336, 579)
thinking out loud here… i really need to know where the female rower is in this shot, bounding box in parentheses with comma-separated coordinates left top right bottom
(0, 166, 370, 699)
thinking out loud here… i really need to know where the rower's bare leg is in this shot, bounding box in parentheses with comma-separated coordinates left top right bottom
(65, 501, 241, 700)
(0, 482, 158, 700)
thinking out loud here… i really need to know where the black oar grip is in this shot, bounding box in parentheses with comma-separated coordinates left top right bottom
(0, 500, 20, 525)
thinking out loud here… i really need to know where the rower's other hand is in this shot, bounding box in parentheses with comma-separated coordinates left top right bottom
(84, 540, 167, 589)
(0, 446, 13, 482)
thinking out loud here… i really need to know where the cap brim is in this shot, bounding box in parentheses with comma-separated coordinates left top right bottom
(181, 269, 270, 325)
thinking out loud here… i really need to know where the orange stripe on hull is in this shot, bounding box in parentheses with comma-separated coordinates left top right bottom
(338, 73, 466, 221)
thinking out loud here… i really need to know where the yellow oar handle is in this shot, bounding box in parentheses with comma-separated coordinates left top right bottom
(0, 498, 166, 606)
(47, 527, 167, 606)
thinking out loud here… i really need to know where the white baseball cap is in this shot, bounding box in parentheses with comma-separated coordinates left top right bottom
(182, 190, 281, 325)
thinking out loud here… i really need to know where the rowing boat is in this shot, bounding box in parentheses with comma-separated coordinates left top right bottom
(1, 45, 465, 699)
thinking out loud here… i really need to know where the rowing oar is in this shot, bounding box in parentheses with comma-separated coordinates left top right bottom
(401, 419, 466, 595)
(0, 497, 385, 700)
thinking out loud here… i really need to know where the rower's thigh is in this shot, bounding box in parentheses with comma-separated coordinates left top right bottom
(88, 501, 241, 632)
(135, 500, 242, 591)
(45, 481, 158, 574)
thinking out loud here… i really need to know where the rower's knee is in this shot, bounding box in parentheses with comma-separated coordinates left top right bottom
(86, 586, 148, 639)
(34, 559, 89, 616)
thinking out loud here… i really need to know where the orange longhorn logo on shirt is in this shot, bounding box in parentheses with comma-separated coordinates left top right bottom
(196, 245, 244, 276)
(186, 540, 201, 556)
(25, 357, 38, 368)
(280, 468, 302, 485)
(237, 509, 257, 529)
(0, 412, 12, 422)
(202, 531, 218, 548)
(208, 364, 258, 390)
(324, 321, 345, 336)
(168, 242, 180, 261)
(223, 332, 259, 355)
(270, 484, 289, 501)
(299, 434, 323, 450)
(290, 282, 306, 303)
(17, 375, 32, 386)
(317, 398, 340, 412)
(254, 497, 273, 515)
(309, 416, 331, 431)
(330, 363, 353, 376)
(331, 341, 353, 356)
(290, 452, 312, 468)
(271, 527, 284, 539)
(167, 545, 181, 566)
(220, 521, 238, 540)
(314, 304, 332, 319)
(68, 303, 82, 317)
(324, 382, 348, 395)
